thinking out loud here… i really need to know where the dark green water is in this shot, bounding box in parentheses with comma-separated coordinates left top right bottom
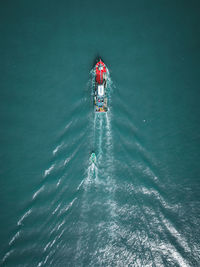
(0, 0, 200, 266)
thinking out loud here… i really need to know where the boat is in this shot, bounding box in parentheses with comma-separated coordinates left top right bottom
(94, 59, 108, 113)
(90, 152, 96, 164)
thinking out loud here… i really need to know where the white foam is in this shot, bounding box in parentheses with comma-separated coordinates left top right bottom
(76, 179, 84, 191)
(105, 112, 112, 148)
(158, 242, 189, 267)
(9, 231, 21, 245)
(49, 238, 56, 248)
(44, 241, 51, 252)
(56, 178, 61, 187)
(2, 249, 14, 263)
(32, 185, 45, 200)
(98, 116, 103, 160)
(53, 143, 63, 155)
(83, 164, 99, 189)
(44, 164, 55, 177)
(64, 156, 70, 166)
(52, 203, 61, 215)
(57, 220, 65, 231)
(64, 145, 80, 166)
(160, 213, 191, 253)
(59, 197, 77, 215)
(65, 121, 72, 130)
(17, 209, 32, 226)
(43, 255, 49, 265)
(138, 186, 180, 211)
(58, 228, 65, 239)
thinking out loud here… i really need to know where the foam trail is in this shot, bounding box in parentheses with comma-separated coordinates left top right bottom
(44, 164, 55, 177)
(97, 115, 103, 161)
(2, 250, 14, 263)
(160, 213, 191, 253)
(105, 112, 114, 174)
(43, 255, 49, 265)
(17, 209, 32, 226)
(64, 143, 82, 166)
(76, 179, 84, 191)
(53, 143, 63, 155)
(44, 241, 51, 252)
(105, 112, 112, 147)
(56, 178, 61, 187)
(59, 197, 77, 215)
(65, 121, 72, 130)
(159, 242, 189, 267)
(32, 185, 45, 200)
(83, 163, 99, 189)
(9, 231, 21, 245)
(52, 203, 61, 215)
(57, 220, 65, 231)
(93, 112, 97, 131)
(75, 67, 116, 264)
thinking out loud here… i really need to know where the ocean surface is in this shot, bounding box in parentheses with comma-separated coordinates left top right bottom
(0, 0, 200, 266)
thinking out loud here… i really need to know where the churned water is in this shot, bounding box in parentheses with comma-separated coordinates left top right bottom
(0, 0, 200, 266)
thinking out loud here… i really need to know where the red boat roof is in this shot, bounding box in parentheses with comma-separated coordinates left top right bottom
(96, 59, 106, 84)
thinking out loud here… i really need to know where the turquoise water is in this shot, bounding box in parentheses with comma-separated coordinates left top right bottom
(0, 0, 200, 266)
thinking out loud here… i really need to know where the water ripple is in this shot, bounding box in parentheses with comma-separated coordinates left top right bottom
(17, 209, 32, 226)
(32, 185, 45, 200)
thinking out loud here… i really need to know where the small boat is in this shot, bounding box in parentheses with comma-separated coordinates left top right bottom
(94, 59, 108, 113)
(90, 152, 96, 164)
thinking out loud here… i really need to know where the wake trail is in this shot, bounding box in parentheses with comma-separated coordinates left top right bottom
(94, 113, 103, 163)
(83, 163, 99, 189)
(74, 64, 120, 265)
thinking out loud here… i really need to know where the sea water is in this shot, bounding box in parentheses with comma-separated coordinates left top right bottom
(0, 0, 200, 266)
